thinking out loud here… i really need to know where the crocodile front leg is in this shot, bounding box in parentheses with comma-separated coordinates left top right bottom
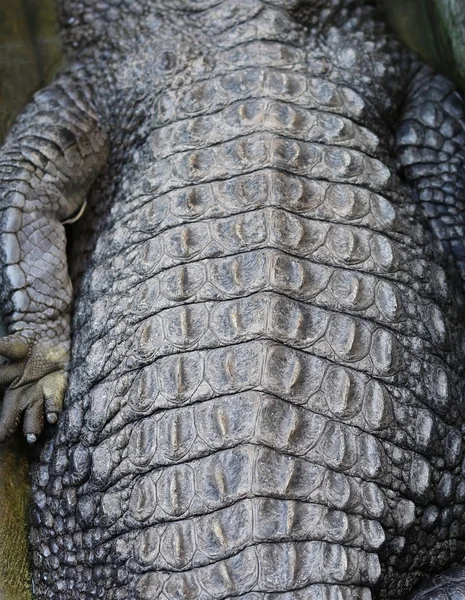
(0, 71, 107, 442)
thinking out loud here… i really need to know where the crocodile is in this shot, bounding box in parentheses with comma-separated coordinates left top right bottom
(1, 0, 465, 598)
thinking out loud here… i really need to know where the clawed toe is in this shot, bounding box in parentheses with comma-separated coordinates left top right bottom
(43, 371, 68, 426)
(0, 373, 67, 443)
(0, 331, 69, 443)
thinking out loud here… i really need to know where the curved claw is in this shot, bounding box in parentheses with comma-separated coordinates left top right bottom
(23, 399, 44, 444)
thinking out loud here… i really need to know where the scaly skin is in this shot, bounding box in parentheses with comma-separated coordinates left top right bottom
(1, 1, 465, 599)
(397, 70, 465, 286)
(0, 71, 107, 441)
(0, 4, 61, 597)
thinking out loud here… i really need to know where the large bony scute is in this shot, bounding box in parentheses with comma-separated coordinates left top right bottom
(2, 0, 465, 598)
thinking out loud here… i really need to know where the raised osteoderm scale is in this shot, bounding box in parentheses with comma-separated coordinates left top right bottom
(0, 1, 465, 599)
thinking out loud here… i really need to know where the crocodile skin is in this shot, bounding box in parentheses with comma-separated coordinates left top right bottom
(0, 1, 462, 599)
(397, 68, 465, 284)
(0, 72, 107, 441)
(408, 567, 465, 600)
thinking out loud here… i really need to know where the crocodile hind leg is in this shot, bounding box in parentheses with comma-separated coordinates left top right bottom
(396, 68, 465, 600)
(0, 71, 107, 442)
(397, 67, 465, 284)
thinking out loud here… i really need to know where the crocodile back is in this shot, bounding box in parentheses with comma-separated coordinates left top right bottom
(31, 3, 465, 599)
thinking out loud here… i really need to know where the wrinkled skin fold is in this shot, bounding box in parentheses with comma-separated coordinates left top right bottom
(1, 1, 465, 599)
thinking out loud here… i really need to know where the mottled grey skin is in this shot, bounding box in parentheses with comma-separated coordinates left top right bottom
(1, 1, 465, 599)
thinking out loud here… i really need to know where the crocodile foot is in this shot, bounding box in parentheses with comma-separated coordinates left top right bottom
(0, 329, 69, 443)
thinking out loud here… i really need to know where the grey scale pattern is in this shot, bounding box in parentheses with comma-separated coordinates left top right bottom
(0, 1, 465, 599)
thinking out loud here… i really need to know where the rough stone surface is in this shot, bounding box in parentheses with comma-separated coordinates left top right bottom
(0, 1, 465, 599)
